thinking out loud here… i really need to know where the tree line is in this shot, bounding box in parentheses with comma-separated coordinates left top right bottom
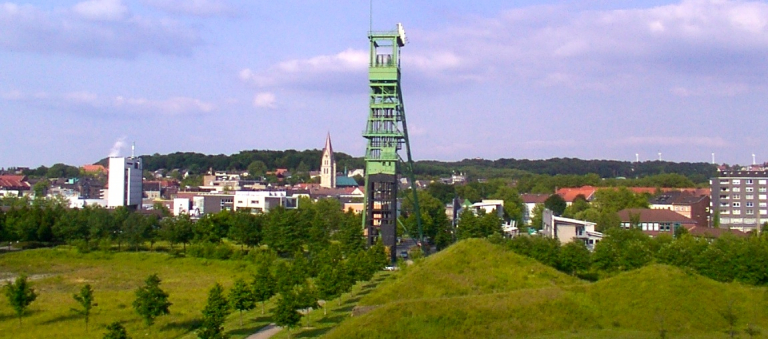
(0, 197, 366, 259)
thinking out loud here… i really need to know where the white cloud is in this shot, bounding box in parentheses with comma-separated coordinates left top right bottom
(114, 96, 215, 115)
(73, 0, 128, 21)
(241, 48, 368, 88)
(140, 0, 233, 17)
(252, 92, 276, 109)
(0, 2, 201, 58)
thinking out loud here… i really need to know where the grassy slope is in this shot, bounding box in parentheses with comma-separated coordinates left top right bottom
(0, 248, 270, 339)
(359, 238, 583, 306)
(328, 239, 768, 338)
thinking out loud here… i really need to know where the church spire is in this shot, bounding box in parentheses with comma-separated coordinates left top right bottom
(320, 133, 336, 188)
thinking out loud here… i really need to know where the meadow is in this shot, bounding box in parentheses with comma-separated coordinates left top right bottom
(0, 247, 271, 339)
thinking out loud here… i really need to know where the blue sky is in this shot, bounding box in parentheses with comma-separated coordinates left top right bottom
(2, 0, 768, 168)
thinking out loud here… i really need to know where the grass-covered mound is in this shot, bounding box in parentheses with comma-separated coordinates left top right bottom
(329, 240, 768, 339)
(587, 264, 768, 334)
(0, 248, 267, 339)
(360, 238, 583, 305)
(329, 287, 598, 339)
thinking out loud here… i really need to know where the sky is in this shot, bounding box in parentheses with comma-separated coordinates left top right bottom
(2, 0, 768, 168)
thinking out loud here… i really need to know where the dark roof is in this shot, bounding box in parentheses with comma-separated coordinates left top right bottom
(686, 225, 749, 238)
(649, 191, 708, 205)
(617, 208, 696, 225)
(719, 171, 768, 177)
(335, 176, 358, 187)
(520, 193, 549, 204)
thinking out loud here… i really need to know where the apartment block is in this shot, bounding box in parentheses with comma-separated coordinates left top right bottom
(710, 170, 768, 232)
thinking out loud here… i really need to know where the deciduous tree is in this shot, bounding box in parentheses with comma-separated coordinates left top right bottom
(133, 274, 171, 326)
(229, 278, 255, 327)
(73, 284, 96, 332)
(4, 274, 37, 327)
(198, 283, 231, 339)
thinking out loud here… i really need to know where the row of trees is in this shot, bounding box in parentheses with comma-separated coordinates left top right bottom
(0, 197, 365, 259)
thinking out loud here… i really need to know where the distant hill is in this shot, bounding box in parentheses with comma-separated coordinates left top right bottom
(327, 239, 768, 339)
(95, 150, 717, 183)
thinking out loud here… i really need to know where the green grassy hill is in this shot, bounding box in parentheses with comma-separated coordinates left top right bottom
(328, 239, 768, 339)
(360, 238, 583, 306)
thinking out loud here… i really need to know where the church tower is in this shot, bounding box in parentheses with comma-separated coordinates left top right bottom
(320, 133, 336, 188)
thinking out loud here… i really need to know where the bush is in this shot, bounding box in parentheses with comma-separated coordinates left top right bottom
(187, 243, 234, 260)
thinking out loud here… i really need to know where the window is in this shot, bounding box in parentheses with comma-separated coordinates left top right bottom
(733, 202, 741, 207)
(733, 195, 741, 199)
(733, 187, 741, 192)
(761, 210, 768, 215)
(747, 202, 754, 207)
(746, 179, 754, 185)
(721, 187, 730, 192)
(721, 209, 730, 215)
(747, 195, 754, 200)
(720, 195, 729, 200)
(746, 187, 754, 192)
(747, 209, 755, 215)
(720, 202, 729, 207)
(733, 210, 742, 215)
(761, 195, 767, 200)
(720, 180, 730, 184)
(761, 180, 767, 185)
(760, 187, 767, 193)
(761, 202, 768, 208)
(733, 180, 741, 185)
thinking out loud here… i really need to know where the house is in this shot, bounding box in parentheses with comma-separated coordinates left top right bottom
(556, 186, 597, 205)
(233, 190, 298, 213)
(0, 175, 31, 197)
(542, 209, 603, 250)
(469, 199, 505, 218)
(617, 208, 698, 235)
(520, 193, 549, 225)
(648, 191, 710, 228)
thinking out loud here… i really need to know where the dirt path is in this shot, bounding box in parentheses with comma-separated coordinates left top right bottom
(246, 323, 282, 339)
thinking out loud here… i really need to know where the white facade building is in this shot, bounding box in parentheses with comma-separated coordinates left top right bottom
(108, 156, 143, 209)
(542, 209, 603, 250)
(233, 191, 298, 213)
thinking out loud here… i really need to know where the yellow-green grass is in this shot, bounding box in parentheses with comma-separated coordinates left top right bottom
(328, 239, 768, 338)
(360, 238, 583, 306)
(0, 248, 271, 339)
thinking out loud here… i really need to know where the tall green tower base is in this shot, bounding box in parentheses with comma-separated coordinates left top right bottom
(363, 24, 420, 263)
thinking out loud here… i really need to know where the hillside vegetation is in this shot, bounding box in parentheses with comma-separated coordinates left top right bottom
(328, 239, 768, 338)
(359, 238, 582, 305)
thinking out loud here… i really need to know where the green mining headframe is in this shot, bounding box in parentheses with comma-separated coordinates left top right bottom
(363, 23, 421, 263)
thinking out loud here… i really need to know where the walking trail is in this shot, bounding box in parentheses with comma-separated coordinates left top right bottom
(246, 323, 282, 339)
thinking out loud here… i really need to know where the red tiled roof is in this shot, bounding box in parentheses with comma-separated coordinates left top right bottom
(81, 164, 107, 174)
(0, 175, 29, 189)
(556, 186, 596, 202)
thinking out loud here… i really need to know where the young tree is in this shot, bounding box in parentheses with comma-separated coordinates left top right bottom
(273, 290, 301, 335)
(229, 278, 255, 327)
(73, 284, 96, 332)
(252, 262, 276, 314)
(103, 321, 131, 339)
(4, 274, 37, 327)
(544, 194, 567, 216)
(315, 264, 343, 315)
(133, 274, 172, 326)
(294, 280, 318, 327)
(198, 283, 231, 339)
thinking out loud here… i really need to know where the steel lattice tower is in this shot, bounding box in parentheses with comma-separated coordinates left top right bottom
(363, 23, 420, 263)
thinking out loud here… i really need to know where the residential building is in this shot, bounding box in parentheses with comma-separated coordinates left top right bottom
(556, 186, 597, 205)
(0, 175, 31, 197)
(520, 193, 549, 225)
(542, 209, 603, 250)
(233, 190, 298, 213)
(107, 156, 143, 209)
(648, 191, 710, 228)
(617, 208, 698, 235)
(710, 170, 768, 232)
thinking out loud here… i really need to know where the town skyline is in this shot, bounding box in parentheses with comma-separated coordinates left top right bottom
(2, 0, 768, 168)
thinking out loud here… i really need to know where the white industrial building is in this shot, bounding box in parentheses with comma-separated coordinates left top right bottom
(108, 156, 143, 209)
